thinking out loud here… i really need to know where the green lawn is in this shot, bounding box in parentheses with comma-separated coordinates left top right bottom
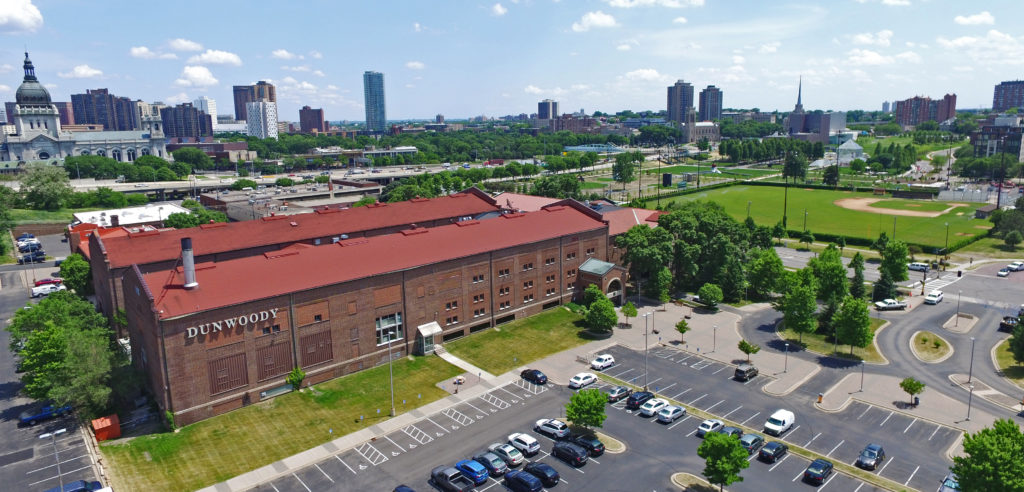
(445, 307, 589, 374)
(868, 199, 953, 212)
(779, 317, 887, 363)
(100, 355, 463, 491)
(581, 181, 609, 190)
(664, 185, 988, 249)
(912, 331, 950, 362)
(995, 339, 1024, 389)
(953, 236, 1021, 260)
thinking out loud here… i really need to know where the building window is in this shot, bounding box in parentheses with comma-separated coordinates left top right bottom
(546, 274, 555, 283)
(474, 308, 487, 318)
(545, 257, 555, 265)
(314, 314, 323, 322)
(522, 262, 534, 271)
(445, 316, 459, 326)
(523, 294, 535, 304)
(566, 269, 577, 278)
(498, 268, 510, 278)
(566, 252, 577, 260)
(546, 288, 556, 297)
(375, 313, 403, 345)
(523, 280, 534, 290)
(473, 274, 486, 283)
(261, 324, 282, 335)
(446, 300, 458, 310)
(567, 285, 576, 291)
(499, 286, 510, 296)
(473, 294, 485, 303)
(586, 247, 596, 256)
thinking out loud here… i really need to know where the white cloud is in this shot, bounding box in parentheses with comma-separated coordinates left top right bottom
(607, 0, 703, 7)
(617, 43, 632, 51)
(0, 84, 11, 92)
(937, 29, 1024, 65)
(43, 83, 55, 89)
(0, 63, 13, 74)
(165, 92, 191, 104)
(732, 55, 745, 64)
(313, 70, 325, 77)
(271, 49, 298, 60)
(310, 50, 323, 59)
(622, 68, 668, 82)
(846, 49, 891, 65)
(168, 38, 202, 52)
(281, 65, 311, 72)
(174, 65, 218, 87)
(57, 64, 103, 79)
(954, 11, 994, 26)
(492, 3, 507, 16)
(571, 84, 591, 91)
(405, 61, 425, 70)
(851, 29, 893, 47)
(524, 85, 543, 94)
(187, 49, 242, 66)
(327, 84, 339, 90)
(759, 41, 780, 53)
(572, 11, 617, 32)
(672, 17, 687, 24)
(130, 46, 177, 60)
(895, 51, 921, 63)
(882, 0, 908, 4)
(0, 0, 42, 33)
(413, 22, 422, 32)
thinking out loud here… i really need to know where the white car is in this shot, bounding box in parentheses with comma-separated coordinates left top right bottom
(534, 419, 570, 439)
(568, 372, 597, 389)
(696, 418, 724, 437)
(507, 432, 540, 456)
(487, 443, 524, 466)
(657, 405, 686, 423)
(1011, 261, 1024, 272)
(924, 290, 944, 305)
(31, 284, 66, 298)
(999, 268, 1011, 278)
(591, 354, 615, 371)
(639, 398, 669, 417)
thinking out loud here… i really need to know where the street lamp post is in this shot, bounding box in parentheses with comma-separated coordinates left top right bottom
(966, 384, 975, 421)
(944, 222, 950, 258)
(643, 313, 652, 390)
(784, 343, 789, 373)
(40, 428, 67, 492)
(782, 152, 790, 228)
(956, 290, 962, 327)
(803, 209, 808, 231)
(968, 336, 976, 384)
(713, 324, 718, 353)
(386, 334, 396, 416)
(859, 361, 865, 392)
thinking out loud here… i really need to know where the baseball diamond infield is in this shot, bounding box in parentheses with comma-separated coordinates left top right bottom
(834, 197, 969, 218)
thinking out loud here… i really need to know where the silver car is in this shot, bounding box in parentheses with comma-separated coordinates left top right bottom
(696, 418, 724, 437)
(487, 442, 524, 467)
(656, 405, 686, 423)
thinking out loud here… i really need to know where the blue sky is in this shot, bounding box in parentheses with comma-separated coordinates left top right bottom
(0, 0, 1021, 122)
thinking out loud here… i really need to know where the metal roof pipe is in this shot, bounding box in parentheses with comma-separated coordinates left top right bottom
(181, 237, 198, 289)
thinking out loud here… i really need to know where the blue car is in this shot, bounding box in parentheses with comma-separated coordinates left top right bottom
(504, 470, 543, 492)
(44, 480, 103, 492)
(455, 459, 489, 485)
(19, 402, 72, 426)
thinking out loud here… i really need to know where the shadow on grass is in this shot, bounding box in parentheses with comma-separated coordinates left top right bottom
(999, 365, 1024, 381)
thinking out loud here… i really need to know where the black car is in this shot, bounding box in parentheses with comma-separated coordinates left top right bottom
(856, 443, 885, 470)
(568, 433, 605, 456)
(393, 486, 416, 492)
(19, 242, 42, 253)
(625, 391, 654, 410)
(1000, 316, 1018, 333)
(717, 426, 743, 438)
(504, 470, 543, 492)
(551, 441, 589, 467)
(520, 369, 548, 385)
(803, 459, 833, 485)
(758, 441, 788, 463)
(523, 462, 560, 487)
(18, 250, 46, 264)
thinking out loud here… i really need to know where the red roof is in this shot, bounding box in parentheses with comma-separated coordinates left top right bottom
(601, 207, 663, 236)
(495, 193, 560, 212)
(100, 191, 498, 268)
(144, 205, 606, 319)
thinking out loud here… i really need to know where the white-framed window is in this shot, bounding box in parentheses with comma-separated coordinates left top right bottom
(375, 312, 403, 345)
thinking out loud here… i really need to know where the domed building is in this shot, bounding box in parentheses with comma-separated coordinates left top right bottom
(0, 53, 166, 168)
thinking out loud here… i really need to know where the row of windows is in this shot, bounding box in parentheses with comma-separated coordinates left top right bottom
(522, 262, 534, 271)
(446, 300, 458, 310)
(445, 316, 459, 326)
(472, 274, 486, 283)
(473, 294, 486, 303)
(473, 308, 487, 318)
(523, 280, 534, 290)
(523, 294, 535, 303)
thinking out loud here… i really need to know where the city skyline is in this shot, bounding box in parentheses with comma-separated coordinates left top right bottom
(0, 1, 1021, 121)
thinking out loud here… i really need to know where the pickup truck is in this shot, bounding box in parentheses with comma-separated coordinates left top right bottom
(32, 284, 67, 298)
(430, 465, 474, 492)
(19, 402, 72, 426)
(874, 299, 908, 311)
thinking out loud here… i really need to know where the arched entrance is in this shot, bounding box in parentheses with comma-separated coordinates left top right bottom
(605, 278, 623, 306)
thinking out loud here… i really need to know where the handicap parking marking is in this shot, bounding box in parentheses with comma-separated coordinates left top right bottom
(381, 435, 406, 457)
(461, 400, 492, 420)
(400, 424, 433, 446)
(354, 442, 388, 466)
(479, 391, 511, 411)
(441, 407, 475, 428)
(494, 385, 525, 404)
(424, 417, 450, 437)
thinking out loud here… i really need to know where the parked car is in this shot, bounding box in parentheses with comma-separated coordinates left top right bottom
(454, 459, 489, 485)
(1009, 261, 1024, 271)
(590, 353, 615, 370)
(605, 385, 631, 402)
(734, 363, 758, 381)
(764, 409, 795, 436)
(696, 419, 724, 437)
(17, 233, 35, 240)
(520, 369, 547, 385)
(503, 470, 543, 492)
(999, 267, 1011, 277)
(639, 398, 669, 417)
(924, 290, 944, 305)
(18, 250, 46, 264)
(534, 418, 570, 439)
(31, 283, 67, 298)
(908, 262, 929, 272)
(803, 459, 833, 484)
(34, 278, 63, 287)
(19, 402, 72, 426)
(551, 441, 588, 467)
(874, 298, 908, 311)
(939, 472, 960, 491)
(43, 480, 103, 492)
(1000, 316, 1019, 333)
(625, 391, 654, 410)
(739, 434, 764, 454)
(429, 466, 474, 492)
(657, 405, 686, 423)
(758, 441, 789, 463)
(567, 433, 604, 456)
(487, 443, 525, 467)
(856, 443, 886, 470)
(472, 452, 508, 477)
(717, 426, 743, 438)
(19, 241, 43, 253)
(508, 432, 540, 456)
(567, 372, 597, 389)
(523, 462, 560, 487)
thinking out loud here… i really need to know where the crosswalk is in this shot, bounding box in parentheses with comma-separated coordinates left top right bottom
(914, 272, 962, 292)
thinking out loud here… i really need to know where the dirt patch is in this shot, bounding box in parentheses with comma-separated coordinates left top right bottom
(833, 197, 967, 218)
(954, 232, 975, 237)
(975, 225, 993, 230)
(905, 204, 921, 207)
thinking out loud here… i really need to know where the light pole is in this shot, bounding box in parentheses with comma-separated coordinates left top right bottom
(643, 312, 652, 390)
(956, 290, 962, 327)
(944, 222, 950, 258)
(968, 336, 976, 384)
(40, 428, 67, 492)
(386, 334, 396, 416)
(784, 343, 789, 373)
(966, 384, 975, 421)
(713, 324, 718, 353)
(803, 209, 808, 231)
(859, 361, 865, 392)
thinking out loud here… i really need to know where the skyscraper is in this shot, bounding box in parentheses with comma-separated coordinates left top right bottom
(299, 105, 327, 133)
(667, 80, 694, 123)
(537, 99, 559, 120)
(882, 101, 891, 113)
(246, 101, 278, 140)
(893, 94, 956, 126)
(71, 88, 139, 131)
(233, 81, 276, 121)
(363, 71, 386, 132)
(194, 96, 217, 130)
(993, 81, 1024, 113)
(161, 103, 213, 138)
(698, 85, 722, 122)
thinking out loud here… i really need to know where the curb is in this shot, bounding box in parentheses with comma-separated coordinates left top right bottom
(989, 339, 1024, 394)
(942, 312, 976, 334)
(908, 330, 955, 364)
(670, 472, 719, 491)
(771, 319, 891, 367)
(813, 373, 859, 414)
(945, 432, 966, 462)
(762, 366, 820, 397)
(948, 372, 1023, 414)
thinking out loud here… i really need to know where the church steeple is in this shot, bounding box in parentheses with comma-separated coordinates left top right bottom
(793, 76, 804, 114)
(23, 52, 37, 82)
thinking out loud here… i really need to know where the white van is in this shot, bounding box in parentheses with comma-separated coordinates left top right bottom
(764, 409, 795, 436)
(908, 262, 929, 272)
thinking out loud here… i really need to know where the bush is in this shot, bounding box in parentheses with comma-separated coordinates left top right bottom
(286, 367, 305, 390)
(697, 283, 723, 308)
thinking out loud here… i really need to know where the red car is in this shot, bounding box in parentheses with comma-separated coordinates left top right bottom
(34, 278, 63, 287)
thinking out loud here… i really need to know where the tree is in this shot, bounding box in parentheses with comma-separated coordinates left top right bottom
(799, 230, 815, 248)
(809, 244, 849, 304)
(352, 196, 376, 207)
(231, 178, 258, 190)
(615, 225, 674, 280)
(880, 239, 911, 282)
(833, 296, 871, 354)
(747, 248, 785, 300)
(697, 431, 750, 491)
(772, 221, 786, 245)
(1006, 230, 1023, 250)
(870, 232, 890, 253)
(621, 301, 637, 328)
(823, 165, 839, 186)
(585, 297, 618, 333)
(276, 177, 295, 187)
(21, 162, 72, 210)
(738, 339, 761, 362)
(58, 253, 93, 295)
(782, 281, 818, 343)
(171, 147, 213, 171)
(653, 267, 673, 304)
(163, 212, 201, 229)
(783, 151, 808, 183)
(564, 388, 607, 429)
(697, 283, 723, 309)
(612, 152, 637, 190)
(951, 419, 1024, 492)
(872, 270, 898, 301)
(899, 377, 925, 405)
(675, 318, 690, 344)
(1009, 323, 1024, 365)
(582, 283, 604, 308)
(849, 253, 866, 299)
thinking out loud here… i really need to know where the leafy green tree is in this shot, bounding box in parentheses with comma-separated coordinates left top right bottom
(286, 367, 305, 390)
(21, 162, 72, 210)
(652, 267, 673, 304)
(1006, 230, 1023, 250)
(1009, 323, 1024, 365)
(782, 280, 818, 343)
(870, 232, 890, 253)
(276, 177, 295, 187)
(675, 318, 690, 344)
(849, 253, 866, 299)
(880, 239, 910, 282)
(352, 196, 376, 207)
(809, 244, 849, 304)
(833, 296, 871, 354)
(823, 165, 839, 186)
(231, 179, 258, 190)
(952, 419, 1024, 492)
(738, 339, 761, 362)
(799, 230, 814, 248)
(565, 388, 607, 429)
(697, 431, 750, 491)
(612, 152, 637, 190)
(155, 167, 178, 181)
(697, 283, 723, 309)
(585, 297, 618, 333)
(171, 147, 213, 171)
(747, 248, 785, 300)
(899, 377, 925, 405)
(531, 174, 582, 199)
(872, 270, 898, 301)
(58, 253, 93, 295)
(615, 225, 674, 281)
(771, 221, 786, 245)
(582, 283, 604, 308)
(621, 301, 637, 328)
(783, 151, 808, 183)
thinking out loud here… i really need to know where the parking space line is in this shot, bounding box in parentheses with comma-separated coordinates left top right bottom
(858, 406, 872, 420)
(495, 386, 525, 403)
(668, 415, 693, 430)
(712, 366, 728, 375)
(689, 393, 707, 405)
(853, 483, 864, 492)
(659, 382, 677, 393)
(27, 464, 93, 487)
(743, 377, 756, 385)
(903, 418, 917, 433)
(769, 455, 789, 472)
(354, 442, 388, 466)
(609, 368, 634, 379)
(704, 399, 725, 412)
(401, 424, 433, 445)
(671, 388, 691, 400)
(820, 471, 837, 490)
(463, 401, 490, 418)
(314, 464, 334, 483)
(383, 436, 405, 456)
(678, 355, 694, 364)
(270, 482, 280, 492)
(335, 456, 357, 475)
(827, 440, 844, 457)
(721, 405, 742, 419)
(686, 428, 699, 437)
(880, 411, 894, 427)
(792, 468, 804, 481)
(292, 473, 312, 492)
(479, 392, 511, 410)
(691, 361, 711, 370)
(905, 465, 920, 485)
(646, 377, 663, 387)
(741, 412, 760, 426)
(928, 425, 940, 440)
(425, 418, 449, 436)
(26, 454, 89, 474)
(804, 432, 821, 447)
(788, 425, 801, 436)
(876, 457, 893, 475)
(441, 407, 475, 428)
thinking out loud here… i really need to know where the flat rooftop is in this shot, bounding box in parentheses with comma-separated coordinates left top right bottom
(73, 201, 189, 227)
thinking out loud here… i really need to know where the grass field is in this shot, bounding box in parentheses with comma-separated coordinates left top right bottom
(953, 237, 1023, 260)
(581, 181, 608, 190)
(664, 185, 988, 249)
(779, 317, 887, 363)
(867, 199, 953, 212)
(11, 208, 103, 224)
(995, 339, 1024, 389)
(912, 331, 950, 362)
(100, 355, 463, 491)
(445, 307, 589, 374)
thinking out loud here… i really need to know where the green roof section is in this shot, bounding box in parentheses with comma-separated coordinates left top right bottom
(579, 257, 616, 276)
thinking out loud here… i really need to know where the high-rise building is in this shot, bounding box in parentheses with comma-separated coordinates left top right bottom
(882, 101, 891, 113)
(160, 103, 213, 138)
(667, 80, 694, 123)
(299, 105, 327, 133)
(232, 81, 276, 121)
(363, 71, 386, 132)
(194, 96, 217, 130)
(993, 81, 1024, 113)
(893, 94, 956, 127)
(71, 88, 139, 131)
(246, 101, 278, 140)
(698, 85, 722, 122)
(4, 102, 13, 124)
(53, 102, 74, 125)
(436, 114, 445, 123)
(537, 99, 559, 120)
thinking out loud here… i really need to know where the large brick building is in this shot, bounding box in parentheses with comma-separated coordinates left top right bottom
(121, 201, 623, 425)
